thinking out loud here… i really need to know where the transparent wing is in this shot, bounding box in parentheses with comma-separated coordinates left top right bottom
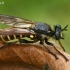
(0, 14, 35, 28)
(0, 28, 35, 35)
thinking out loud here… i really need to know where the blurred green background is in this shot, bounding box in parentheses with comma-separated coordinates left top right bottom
(0, 0, 70, 53)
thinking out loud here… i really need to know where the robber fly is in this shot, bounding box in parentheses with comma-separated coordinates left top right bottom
(0, 14, 68, 62)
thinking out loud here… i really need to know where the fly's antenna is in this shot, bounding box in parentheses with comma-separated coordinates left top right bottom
(61, 25, 68, 31)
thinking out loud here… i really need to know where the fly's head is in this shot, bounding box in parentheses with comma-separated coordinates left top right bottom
(54, 24, 68, 40)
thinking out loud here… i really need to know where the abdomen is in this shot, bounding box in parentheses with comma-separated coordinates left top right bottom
(0, 35, 24, 43)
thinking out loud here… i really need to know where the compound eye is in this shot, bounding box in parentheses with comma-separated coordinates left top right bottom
(55, 24, 61, 29)
(54, 31, 61, 40)
(54, 31, 64, 40)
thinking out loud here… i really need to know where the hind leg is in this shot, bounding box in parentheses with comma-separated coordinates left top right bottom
(0, 42, 12, 49)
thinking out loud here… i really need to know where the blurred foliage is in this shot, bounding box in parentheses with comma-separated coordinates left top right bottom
(0, 0, 70, 53)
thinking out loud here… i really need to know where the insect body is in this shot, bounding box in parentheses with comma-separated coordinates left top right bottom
(0, 15, 68, 62)
(0, 28, 35, 42)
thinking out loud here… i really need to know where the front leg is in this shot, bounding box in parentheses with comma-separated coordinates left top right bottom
(45, 38, 68, 62)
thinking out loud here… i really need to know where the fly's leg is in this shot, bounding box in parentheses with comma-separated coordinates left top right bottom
(0, 41, 18, 49)
(45, 38, 68, 62)
(0, 39, 34, 49)
(40, 41, 59, 60)
(0, 42, 12, 49)
(19, 38, 59, 60)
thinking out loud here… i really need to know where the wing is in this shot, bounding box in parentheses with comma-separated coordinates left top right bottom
(0, 28, 35, 35)
(0, 14, 35, 28)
